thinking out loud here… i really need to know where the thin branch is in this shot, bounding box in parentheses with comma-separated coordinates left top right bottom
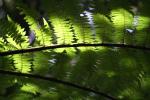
(0, 43, 150, 56)
(0, 69, 118, 100)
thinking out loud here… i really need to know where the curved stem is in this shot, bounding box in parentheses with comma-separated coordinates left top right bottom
(0, 69, 118, 100)
(0, 43, 150, 56)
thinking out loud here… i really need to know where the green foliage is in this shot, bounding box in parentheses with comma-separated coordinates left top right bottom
(0, 0, 150, 100)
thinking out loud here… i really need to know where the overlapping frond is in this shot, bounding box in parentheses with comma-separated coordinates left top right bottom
(0, 0, 150, 100)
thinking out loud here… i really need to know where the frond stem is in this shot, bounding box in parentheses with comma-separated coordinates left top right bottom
(0, 43, 150, 56)
(0, 69, 118, 100)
